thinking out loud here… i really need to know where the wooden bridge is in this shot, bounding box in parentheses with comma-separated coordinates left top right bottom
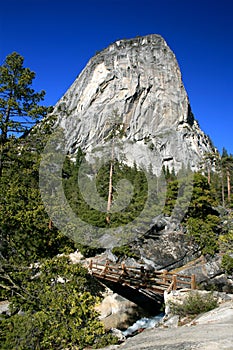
(87, 259, 196, 296)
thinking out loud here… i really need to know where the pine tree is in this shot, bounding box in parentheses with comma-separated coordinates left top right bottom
(220, 149, 233, 206)
(202, 152, 218, 184)
(0, 52, 50, 175)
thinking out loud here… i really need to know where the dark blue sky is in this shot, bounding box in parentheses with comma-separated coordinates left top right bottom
(1, 0, 233, 154)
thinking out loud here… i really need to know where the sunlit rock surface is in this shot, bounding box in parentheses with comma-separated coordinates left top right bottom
(98, 298, 233, 350)
(53, 34, 215, 174)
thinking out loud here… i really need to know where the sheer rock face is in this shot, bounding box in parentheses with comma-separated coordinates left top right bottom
(54, 34, 214, 174)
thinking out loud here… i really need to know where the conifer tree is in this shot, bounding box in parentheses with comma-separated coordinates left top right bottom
(202, 152, 218, 184)
(220, 148, 233, 206)
(0, 52, 50, 175)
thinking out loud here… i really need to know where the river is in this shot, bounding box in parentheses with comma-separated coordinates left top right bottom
(122, 313, 164, 337)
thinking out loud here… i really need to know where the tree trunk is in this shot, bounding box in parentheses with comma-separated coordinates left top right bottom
(227, 168, 231, 203)
(106, 142, 114, 224)
(48, 219, 53, 230)
(207, 167, 211, 184)
(221, 170, 225, 207)
(0, 104, 11, 177)
(0, 145, 3, 178)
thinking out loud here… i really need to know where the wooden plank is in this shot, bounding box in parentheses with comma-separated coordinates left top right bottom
(172, 273, 192, 279)
(89, 260, 195, 293)
(93, 273, 191, 288)
(93, 274, 119, 283)
(147, 285, 167, 293)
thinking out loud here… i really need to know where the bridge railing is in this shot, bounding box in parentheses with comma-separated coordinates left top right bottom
(87, 260, 196, 293)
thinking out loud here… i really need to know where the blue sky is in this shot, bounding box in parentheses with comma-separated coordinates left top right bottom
(1, 0, 233, 154)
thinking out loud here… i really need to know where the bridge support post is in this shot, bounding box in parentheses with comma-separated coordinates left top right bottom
(89, 260, 93, 274)
(162, 270, 168, 283)
(191, 274, 196, 290)
(101, 260, 109, 276)
(121, 262, 127, 275)
(172, 275, 177, 290)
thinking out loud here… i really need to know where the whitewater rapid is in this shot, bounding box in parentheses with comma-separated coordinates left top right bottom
(122, 313, 164, 337)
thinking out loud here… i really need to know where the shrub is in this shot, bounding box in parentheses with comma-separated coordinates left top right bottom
(169, 291, 218, 317)
(221, 253, 233, 274)
(75, 243, 105, 258)
(186, 217, 219, 256)
(0, 257, 117, 349)
(112, 245, 137, 259)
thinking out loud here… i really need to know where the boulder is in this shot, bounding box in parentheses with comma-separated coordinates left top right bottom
(95, 291, 148, 331)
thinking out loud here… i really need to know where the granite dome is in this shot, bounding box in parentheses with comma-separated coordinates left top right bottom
(53, 34, 214, 174)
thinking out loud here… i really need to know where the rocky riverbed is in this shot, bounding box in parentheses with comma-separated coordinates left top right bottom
(97, 298, 233, 350)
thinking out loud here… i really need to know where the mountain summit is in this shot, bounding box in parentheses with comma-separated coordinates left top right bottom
(53, 34, 214, 174)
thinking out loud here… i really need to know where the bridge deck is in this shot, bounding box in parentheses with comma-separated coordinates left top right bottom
(87, 260, 196, 295)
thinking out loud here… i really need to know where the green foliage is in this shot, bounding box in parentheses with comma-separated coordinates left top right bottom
(63, 155, 149, 228)
(0, 139, 75, 268)
(219, 230, 233, 253)
(203, 147, 233, 208)
(0, 119, 76, 303)
(92, 333, 119, 349)
(0, 52, 52, 176)
(169, 291, 218, 317)
(112, 245, 138, 259)
(0, 52, 49, 141)
(219, 211, 233, 254)
(75, 243, 105, 258)
(163, 179, 179, 215)
(221, 254, 233, 274)
(186, 172, 218, 219)
(186, 216, 219, 255)
(184, 173, 220, 256)
(162, 165, 176, 182)
(220, 152, 233, 207)
(163, 172, 220, 255)
(163, 172, 217, 217)
(0, 257, 117, 349)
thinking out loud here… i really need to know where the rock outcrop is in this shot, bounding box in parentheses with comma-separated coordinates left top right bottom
(95, 291, 147, 331)
(53, 34, 215, 174)
(98, 297, 233, 350)
(168, 254, 233, 293)
(115, 214, 200, 271)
